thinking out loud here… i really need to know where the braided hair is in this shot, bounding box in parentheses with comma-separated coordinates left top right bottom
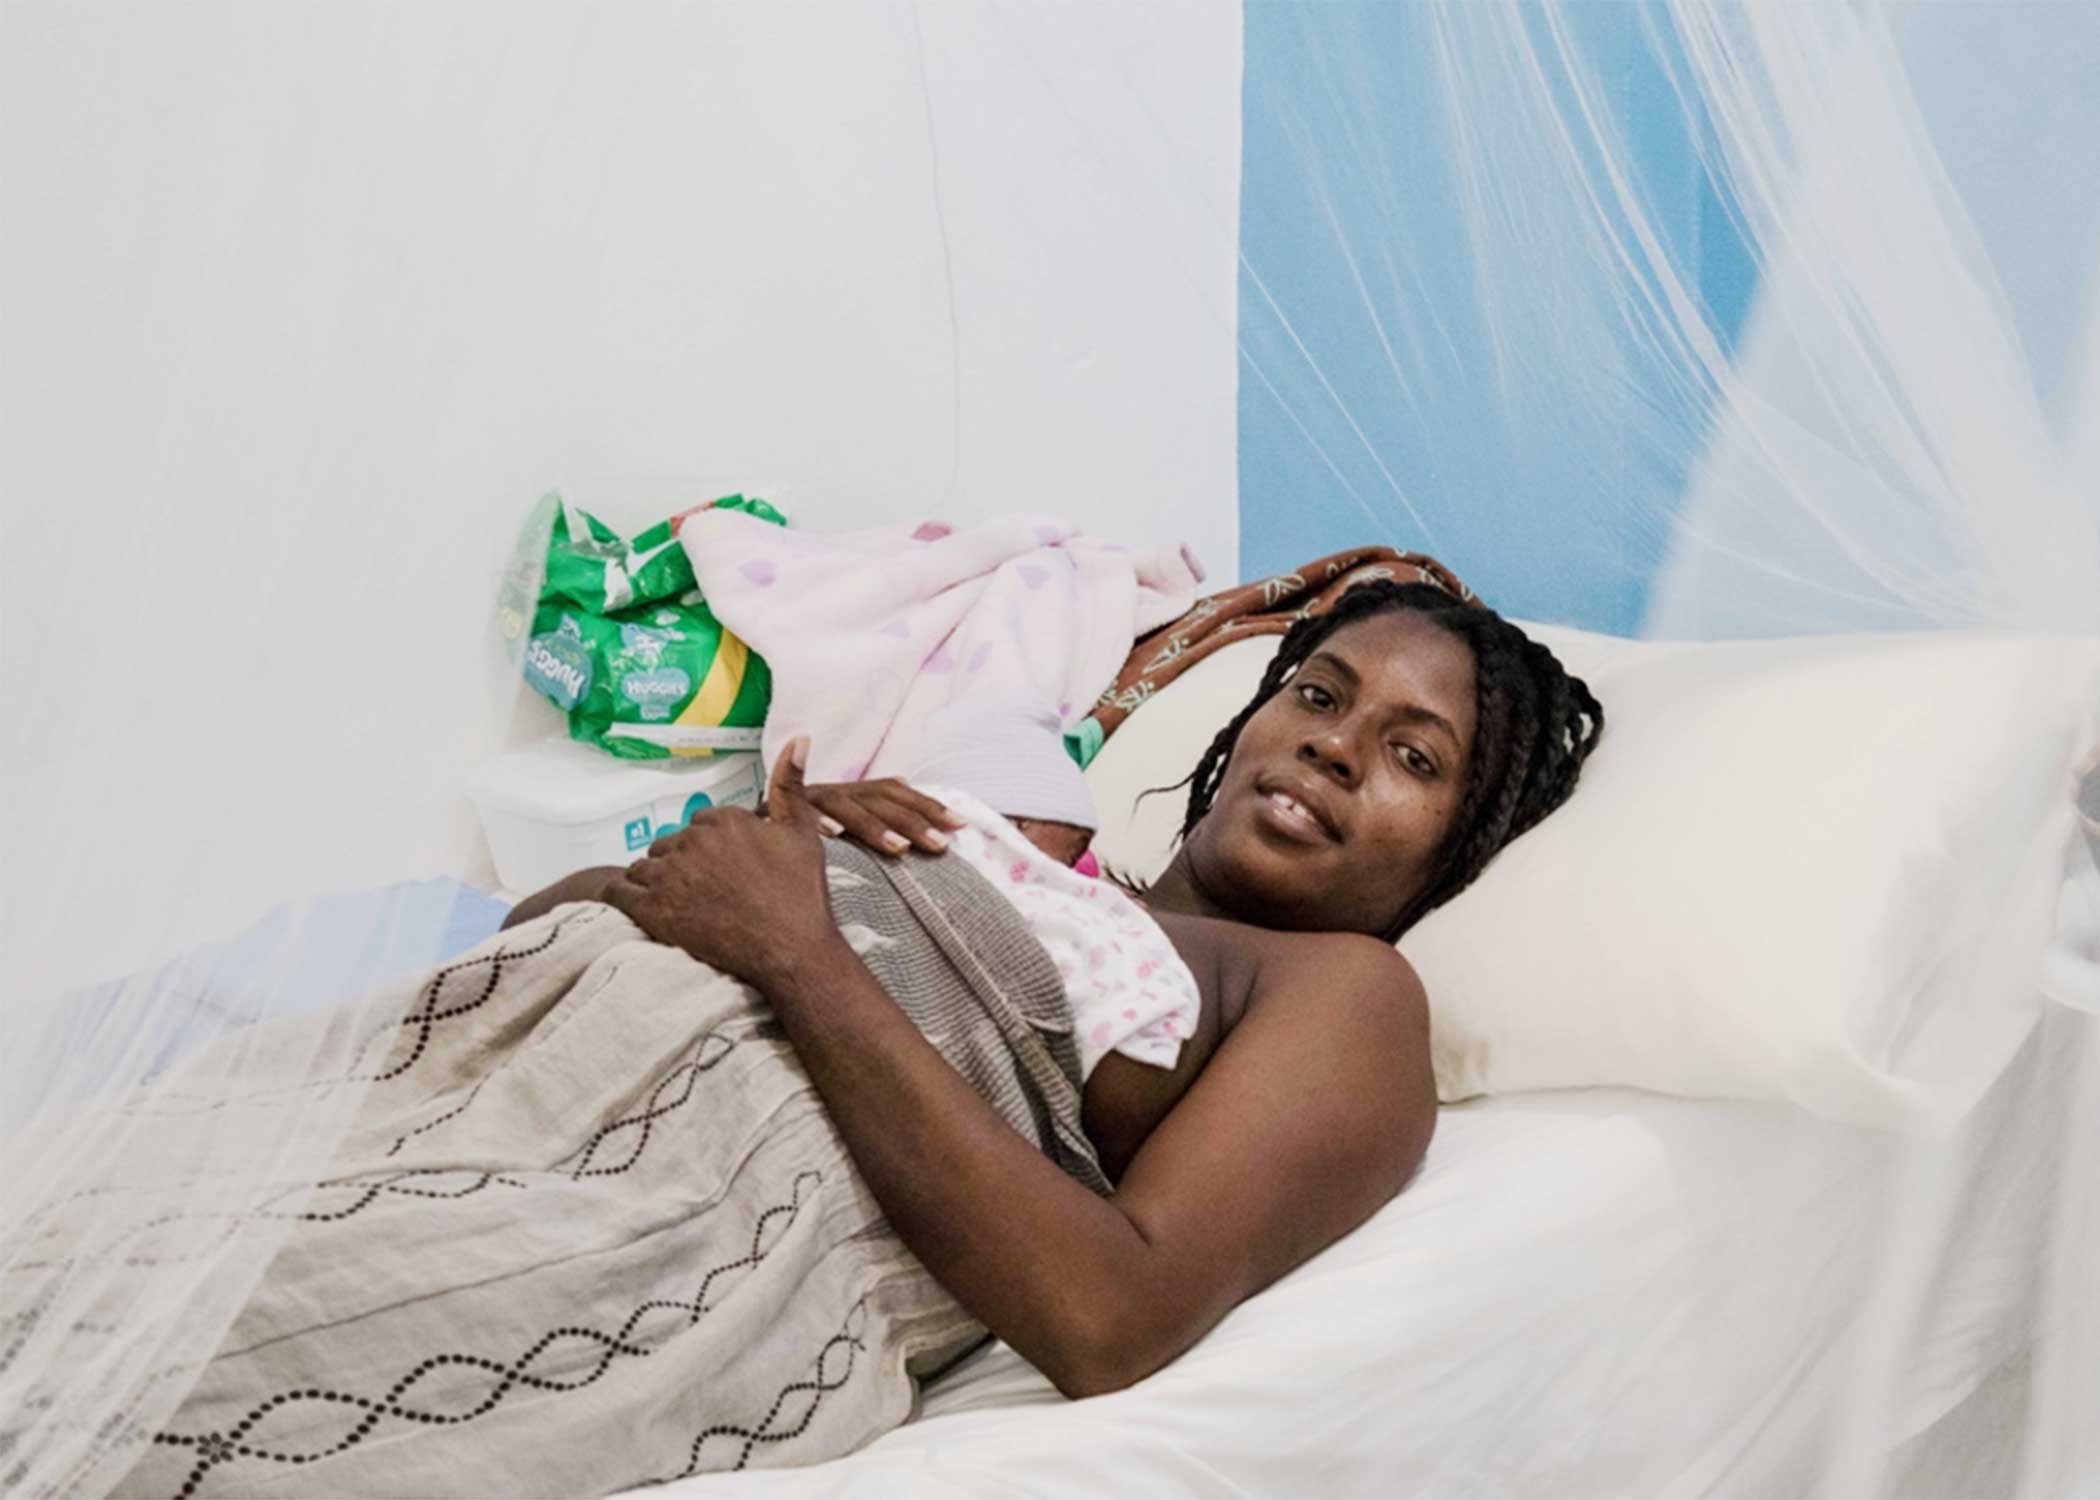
(1179, 580, 1603, 940)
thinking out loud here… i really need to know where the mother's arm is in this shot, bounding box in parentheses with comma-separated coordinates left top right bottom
(498, 778, 969, 936)
(769, 926, 1436, 1397)
(499, 865, 623, 930)
(598, 743, 1437, 1398)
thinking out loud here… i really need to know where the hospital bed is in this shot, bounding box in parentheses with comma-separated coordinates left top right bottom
(37, 623, 2086, 1498)
(646, 621, 2098, 1497)
(643, 1039, 2063, 1497)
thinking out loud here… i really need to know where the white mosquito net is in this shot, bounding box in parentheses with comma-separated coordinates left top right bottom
(3, 2, 2095, 1495)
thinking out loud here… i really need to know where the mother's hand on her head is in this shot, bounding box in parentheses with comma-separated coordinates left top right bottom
(798, 776, 968, 857)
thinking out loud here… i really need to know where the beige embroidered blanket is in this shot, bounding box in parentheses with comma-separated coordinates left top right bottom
(103, 842, 1100, 1498)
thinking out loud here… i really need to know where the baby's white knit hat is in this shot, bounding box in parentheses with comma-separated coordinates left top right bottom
(905, 698, 1099, 830)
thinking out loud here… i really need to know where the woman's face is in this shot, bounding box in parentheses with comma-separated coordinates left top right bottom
(1180, 610, 1479, 935)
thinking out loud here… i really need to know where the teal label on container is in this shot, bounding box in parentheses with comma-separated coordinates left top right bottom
(624, 816, 652, 851)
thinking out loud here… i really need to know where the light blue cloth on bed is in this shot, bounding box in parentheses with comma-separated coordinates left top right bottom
(197, 877, 512, 1015)
(18, 881, 513, 1123)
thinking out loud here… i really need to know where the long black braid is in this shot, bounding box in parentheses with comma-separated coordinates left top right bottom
(1178, 580, 1604, 940)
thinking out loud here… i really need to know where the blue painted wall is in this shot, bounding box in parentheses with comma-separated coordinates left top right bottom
(1237, 2, 1755, 631)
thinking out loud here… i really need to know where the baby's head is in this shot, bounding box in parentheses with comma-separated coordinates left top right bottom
(1008, 816, 1096, 867)
(908, 699, 1099, 864)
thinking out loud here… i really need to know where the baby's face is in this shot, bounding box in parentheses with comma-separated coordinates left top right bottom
(1010, 817, 1095, 868)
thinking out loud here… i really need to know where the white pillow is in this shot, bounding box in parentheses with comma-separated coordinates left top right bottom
(1083, 626, 2100, 1126)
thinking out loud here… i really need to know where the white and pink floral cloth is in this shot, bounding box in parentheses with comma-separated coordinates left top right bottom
(678, 509, 1203, 788)
(923, 786, 1200, 1080)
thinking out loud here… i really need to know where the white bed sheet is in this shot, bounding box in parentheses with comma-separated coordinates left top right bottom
(646, 1020, 2067, 1499)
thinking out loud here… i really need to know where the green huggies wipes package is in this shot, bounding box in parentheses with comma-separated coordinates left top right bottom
(501, 493, 786, 760)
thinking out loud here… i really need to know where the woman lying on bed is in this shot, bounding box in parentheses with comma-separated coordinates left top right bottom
(505, 579, 1602, 1400)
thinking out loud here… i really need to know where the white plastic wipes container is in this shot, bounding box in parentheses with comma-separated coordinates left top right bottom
(467, 736, 763, 896)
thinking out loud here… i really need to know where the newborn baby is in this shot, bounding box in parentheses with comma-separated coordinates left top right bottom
(898, 698, 1104, 868)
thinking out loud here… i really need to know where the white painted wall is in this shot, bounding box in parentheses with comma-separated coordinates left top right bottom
(0, 1, 1240, 993)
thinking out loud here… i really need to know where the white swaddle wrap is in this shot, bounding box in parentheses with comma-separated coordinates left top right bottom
(922, 786, 1199, 1081)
